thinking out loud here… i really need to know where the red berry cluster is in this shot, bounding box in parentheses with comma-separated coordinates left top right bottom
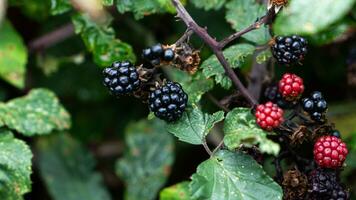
(313, 136, 348, 169)
(255, 102, 284, 131)
(278, 73, 304, 101)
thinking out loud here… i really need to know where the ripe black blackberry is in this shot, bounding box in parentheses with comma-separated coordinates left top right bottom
(263, 84, 296, 109)
(308, 168, 349, 200)
(142, 44, 175, 65)
(149, 81, 188, 122)
(103, 61, 140, 96)
(302, 91, 328, 123)
(271, 35, 307, 65)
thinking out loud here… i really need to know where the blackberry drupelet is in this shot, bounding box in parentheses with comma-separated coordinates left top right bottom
(302, 91, 328, 123)
(149, 81, 188, 122)
(271, 35, 307, 65)
(103, 61, 140, 96)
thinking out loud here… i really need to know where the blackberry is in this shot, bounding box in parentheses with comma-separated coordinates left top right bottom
(142, 44, 176, 65)
(148, 81, 188, 122)
(263, 84, 296, 109)
(103, 61, 140, 96)
(302, 91, 328, 123)
(308, 168, 349, 200)
(271, 35, 307, 65)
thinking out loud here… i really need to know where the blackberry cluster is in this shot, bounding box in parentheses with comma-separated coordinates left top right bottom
(302, 91, 328, 123)
(308, 168, 349, 200)
(271, 35, 307, 65)
(148, 81, 188, 122)
(264, 84, 296, 109)
(142, 44, 175, 65)
(103, 61, 140, 96)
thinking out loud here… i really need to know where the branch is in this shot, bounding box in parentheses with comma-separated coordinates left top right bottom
(28, 23, 75, 53)
(219, 8, 276, 48)
(171, 0, 258, 106)
(206, 93, 230, 112)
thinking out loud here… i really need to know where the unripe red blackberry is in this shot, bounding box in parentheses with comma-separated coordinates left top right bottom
(255, 102, 284, 131)
(313, 136, 348, 169)
(278, 73, 304, 101)
(148, 81, 188, 122)
(103, 61, 140, 96)
(271, 35, 307, 65)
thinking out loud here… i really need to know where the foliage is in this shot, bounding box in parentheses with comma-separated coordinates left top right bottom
(0, 0, 356, 199)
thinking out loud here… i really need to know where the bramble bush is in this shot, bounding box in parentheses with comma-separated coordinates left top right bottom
(0, 0, 356, 199)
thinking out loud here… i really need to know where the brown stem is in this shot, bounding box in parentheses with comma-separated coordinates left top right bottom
(219, 8, 275, 48)
(28, 23, 75, 53)
(171, 0, 258, 106)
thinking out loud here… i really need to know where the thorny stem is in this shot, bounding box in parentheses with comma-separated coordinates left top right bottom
(219, 8, 276, 48)
(212, 140, 225, 155)
(171, 0, 258, 107)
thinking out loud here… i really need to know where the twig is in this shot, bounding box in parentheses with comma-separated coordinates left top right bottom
(211, 140, 224, 155)
(219, 8, 276, 48)
(28, 23, 75, 53)
(202, 138, 213, 156)
(206, 93, 230, 112)
(171, 0, 258, 107)
(175, 29, 194, 46)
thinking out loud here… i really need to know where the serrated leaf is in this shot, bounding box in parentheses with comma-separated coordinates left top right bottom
(256, 49, 272, 64)
(50, 0, 72, 15)
(225, 0, 270, 44)
(274, 0, 356, 35)
(202, 44, 255, 89)
(0, 88, 71, 136)
(0, 130, 32, 200)
(116, 0, 175, 19)
(167, 68, 214, 104)
(36, 134, 111, 200)
(190, 150, 283, 200)
(160, 181, 191, 200)
(72, 13, 135, 67)
(116, 119, 174, 200)
(0, 20, 27, 89)
(223, 108, 280, 155)
(190, 0, 226, 10)
(166, 106, 224, 145)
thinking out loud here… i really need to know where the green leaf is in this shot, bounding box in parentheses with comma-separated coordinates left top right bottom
(50, 0, 72, 15)
(166, 106, 224, 145)
(223, 108, 280, 155)
(256, 49, 272, 64)
(167, 68, 214, 104)
(72, 13, 136, 67)
(102, 0, 113, 6)
(225, 0, 270, 44)
(274, 0, 356, 35)
(160, 181, 191, 200)
(0, 130, 32, 200)
(190, 0, 226, 10)
(0, 88, 71, 136)
(190, 150, 283, 200)
(36, 134, 111, 200)
(116, 119, 174, 200)
(115, 0, 175, 19)
(0, 20, 27, 89)
(202, 44, 255, 89)
(308, 21, 350, 45)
